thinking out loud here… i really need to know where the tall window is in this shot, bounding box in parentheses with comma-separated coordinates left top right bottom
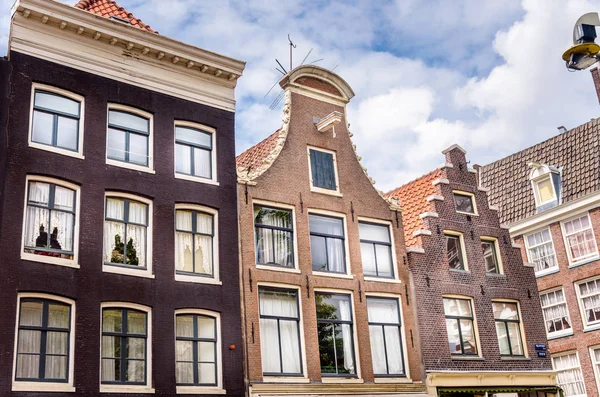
(254, 206, 294, 268)
(101, 308, 148, 384)
(563, 214, 598, 264)
(591, 347, 600, 394)
(175, 125, 213, 180)
(309, 214, 346, 273)
(445, 233, 465, 270)
(367, 297, 405, 376)
(23, 180, 76, 260)
(14, 298, 72, 382)
(453, 192, 476, 214)
(553, 353, 586, 397)
(175, 313, 218, 386)
(359, 222, 393, 278)
(316, 293, 356, 376)
(481, 239, 500, 274)
(107, 109, 150, 167)
(576, 278, 600, 328)
(103, 197, 148, 269)
(175, 209, 214, 277)
(525, 229, 558, 275)
(443, 297, 477, 355)
(492, 301, 524, 356)
(308, 147, 338, 192)
(259, 288, 302, 375)
(540, 289, 572, 338)
(31, 88, 81, 153)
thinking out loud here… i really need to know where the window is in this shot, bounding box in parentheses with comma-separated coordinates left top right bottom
(101, 307, 148, 385)
(534, 176, 556, 206)
(591, 347, 600, 396)
(259, 288, 302, 376)
(540, 289, 572, 338)
(553, 352, 586, 397)
(492, 301, 524, 356)
(453, 191, 476, 214)
(367, 297, 405, 376)
(175, 123, 215, 182)
(106, 106, 152, 170)
(445, 233, 466, 270)
(481, 238, 500, 274)
(175, 209, 214, 277)
(562, 214, 598, 264)
(309, 214, 346, 273)
(315, 293, 356, 376)
(576, 277, 600, 329)
(13, 295, 74, 391)
(22, 178, 79, 267)
(359, 222, 394, 278)
(175, 313, 218, 386)
(308, 147, 339, 194)
(254, 206, 294, 268)
(443, 297, 477, 356)
(525, 229, 558, 275)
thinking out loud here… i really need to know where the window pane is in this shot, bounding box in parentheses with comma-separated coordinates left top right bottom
(126, 224, 146, 266)
(496, 323, 510, 354)
(194, 235, 213, 275)
(128, 201, 147, 225)
(309, 214, 343, 236)
(104, 221, 126, 263)
(199, 363, 216, 384)
(48, 304, 69, 328)
(326, 238, 345, 273)
(54, 186, 74, 211)
(446, 319, 461, 354)
(254, 206, 292, 228)
(175, 143, 192, 174)
(103, 309, 123, 333)
(375, 244, 393, 277)
(384, 325, 404, 374)
(175, 341, 193, 362)
(196, 213, 213, 234)
(193, 147, 211, 178)
(367, 298, 400, 324)
(101, 358, 120, 382)
(445, 235, 463, 270)
(493, 302, 519, 320)
(56, 116, 78, 151)
(109, 110, 148, 133)
(176, 362, 193, 384)
(259, 289, 298, 318)
(127, 338, 145, 359)
(46, 332, 68, 354)
(507, 322, 523, 355)
(49, 211, 74, 252)
(198, 316, 215, 339)
(260, 318, 280, 373)
(126, 360, 145, 382)
(129, 133, 148, 165)
(361, 242, 376, 276)
(280, 319, 301, 374)
(176, 126, 212, 147)
(45, 355, 67, 379)
(18, 329, 41, 353)
(16, 354, 40, 378)
(482, 241, 499, 273)
(176, 315, 194, 338)
(310, 235, 327, 271)
(106, 198, 125, 220)
(127, 311, 146, 334)
(35, 91, 79, 116)
(176, 210, 193, 231)
(107, 128, 126, 161)
(310, 149, 336, 190)
(32, 110, 54, 146)
(454, 194, 474, 213)
(24, 207, 49, 248)
(28, 181, 50, 206)
(359, 222, 390, 243)
(460, 319, 477, 354)
(369, 325, 386, 374)
(537, 178, 555, 203)
(20, 301, 43, 326)
(175, 232, 194, 273)
(198, 341, 215, 362)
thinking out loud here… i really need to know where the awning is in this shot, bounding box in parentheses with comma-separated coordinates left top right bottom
(437, 386, 562, 397)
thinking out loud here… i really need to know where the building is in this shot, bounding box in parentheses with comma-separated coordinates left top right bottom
(386, 145, 559, 397)
(236, 65, 427, 397)
(0, 0, 245, 395)
(480, 115, 600, 397)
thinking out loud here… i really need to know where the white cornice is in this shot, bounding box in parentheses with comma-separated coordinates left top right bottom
(427, 194, 444, 201)
(406, 247, 425, 254)
(432, 178, 450, 186)
(419, 212, 439, 219)
(412, 230, 432, 237)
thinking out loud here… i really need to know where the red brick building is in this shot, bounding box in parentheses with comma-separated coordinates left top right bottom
(387, 145, 557, 397)
(236, 65, 426, 397)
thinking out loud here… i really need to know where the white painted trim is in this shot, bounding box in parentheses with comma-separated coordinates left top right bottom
(261, 377, 310, 383)
(427, 195, 444, 202)
(574, 274, 600, 331)
(442, 295, 482, 358)
(20, 175, 81, 268)
(442, 144, 466, 154)
(539, 287, 573, 340)
(99, 302, 154, 394)
(437, 163, 454, 169)
(452, 190, 478, 216)
(481, 236, 504, 275)
(174, 121, 218, 185)
(312, 271, 354, 279)
(478, 186, 490, 192)
(106, 104, 154, 173)
(531, 174, 558, 208)
(308, 208, 351, 276)
(412, 230, 432, 237)
(102, 192, 154, 279)
(287, 86, 347, 107)
(28, 83, 85, 159)
(364, 277, 402, 284)
(406, 247, 425, 254)
(419, 212, 439, 219)
(432, 178, 450, 185)
(307, 145, 342, 197)
(320, 377, 364, 383)
(357, 216, 399, 281)
(560, 212, 599, 266)
(511, 243, 523, 249)
(490, 299, 529, 358)
(256, 265, 301, 274)
(12, 293, 76, 392)
(500, 224, 511, 230)
(443, 230, 469, 271)
(174, 204, 220, 284)
(589, 344, 600, 397)
(174, 309, 224, 394)
(551, 350, 586, 397)
(468, 168, 477, 174)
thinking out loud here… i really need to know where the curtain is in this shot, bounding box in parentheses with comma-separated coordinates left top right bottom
(126, 202, 147, 267)
(369, 325, 386, 374)
(384, 326, 404, 374)
(194, 147, 211, 179)
(543, 304, 571, 332)
(29, 181, 50, 205)
(25, 207, 49, 248)
(101, 312, 118, 382)
(375, 245, 393, 277)
(338, 299, 355, 373)
(280, 320, 301, 373)
(176, 211, 193, 272)
(327, 238, 345, 272)
(175, 143, 191, 174)
(255, 207, 292, 267)
(45, 331, 68, 379)
(196, 214, 213, 275)
(361, 243, 376, 275)
(555, 354, 586, 397)
(176, 315, 194, 384)
(259, 318, 280, 373)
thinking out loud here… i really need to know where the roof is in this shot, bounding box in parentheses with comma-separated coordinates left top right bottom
(480, 118, 600, 225)
(74, 0, 157, 33)
(385, 169, 442, 247)
(236, 129, 282, 171)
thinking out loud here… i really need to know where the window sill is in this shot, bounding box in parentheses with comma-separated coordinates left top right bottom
(485, 273, 506, 277)
(256, 264, 301, 274)
(568, 256, 600, 269)
(100, 385, 155, 394)
(29, 141, 85, 159)
(451, 356, 485, 361)
(320, 377, 363, 384)
(373, 377, 411, 384)
(535, 268, 560, 278)
(13, 382, 75, 392)
(21, 252, 79, 269)
(500, 356, 530, 361)
(262, 376, 310, 383)
(364, 276, 402, 284)
(584, 323, 600, 333)
(547, 330, 574, 340)
(103, 264, 155, 279)
(449, 268, 471, 274)
(175, 173, 219, 186)
(175, 273, 221, 285)
(177, 386, 226, 394)
(310, 186, 343, 197)
(312, 271, 353, 279)
(456, 211, 478, 216)
(106, 159, 155, 174)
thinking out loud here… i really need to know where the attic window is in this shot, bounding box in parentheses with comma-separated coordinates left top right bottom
(109, 15, 131, 25)
(529, 163, 561, 211)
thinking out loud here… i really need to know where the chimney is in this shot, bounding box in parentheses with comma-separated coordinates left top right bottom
(591, 67, 600, 104)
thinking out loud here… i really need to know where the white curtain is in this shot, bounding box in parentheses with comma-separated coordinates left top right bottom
(196, 214, 213, 275)
(368, 325, 386, 374)
(101, 314, 117, 381)
(338, 299, 355, 373)
(554, 354, 586, 397)
(126, 201, 147, 267)
(368, 299, 403, 375)
(49, 211, 73, 252)
(29, 181, 49, 205)
(360, 243, 376, 275)
(194, 147, 211, 179)
(255, 208, 292, 267)
(45, 331, 68, 379)
(17, 303, 42, 379)
(175, 143, 191, 174)
(104, 199, 125, 263)
(327, 238, 345, 272)
(175, 315, 194, 384)
(25, 207, 49, 248)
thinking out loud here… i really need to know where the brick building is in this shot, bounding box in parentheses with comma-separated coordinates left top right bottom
(480, 118, 600, 397)
(386, 145, 558, 397)
(0, 0, 245, 395)
(236, 65, 427, 397)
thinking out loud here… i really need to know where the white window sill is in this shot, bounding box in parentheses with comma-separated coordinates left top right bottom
(106, 159, 155, 174)
(364, 276, 401, 284)
(485, 272, 506, 277)
(321, 377, 363, 384)
(568, 256, 600, 269)
(256, 264, 301, 274)
(21, 252, 79, 269)
(175, 173, 219, 186)
(456, 211, 478, 216)
(103, 264, 155, 279)
(449, 268, 471, 274)
(312, 271, 353, 279)
(310, 186, 343, 197)
(262, 376, 310, 383)
(13, 382, 75, 392)
(177, 386, 226, 394)
(175, 273, 221, 285)
(29, 142, 85, 159)
(500, 356, 530, 361)
(535, 267, 560, 278)
(100, 385, 155, 394)
(451, 355, 485, 360)
(547, 330, 574, 340)
(584, 323, 600, 333)
(373, 377, 411, 384)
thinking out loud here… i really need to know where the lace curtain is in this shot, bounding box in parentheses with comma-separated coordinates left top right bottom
(175, 211, 213, 275)
(103, 199, 146, 267)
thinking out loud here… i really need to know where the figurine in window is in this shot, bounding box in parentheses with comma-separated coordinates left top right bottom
(50, 227, 62, 250)
(35, 225, 48, 247)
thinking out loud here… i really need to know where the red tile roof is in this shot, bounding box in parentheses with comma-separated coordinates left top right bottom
(75, 0, 158, 33)
(236, 129, 282, 171)
(385, 170, 441, 247)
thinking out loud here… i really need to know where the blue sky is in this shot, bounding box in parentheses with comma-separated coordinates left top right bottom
(2, 0, 600, 191)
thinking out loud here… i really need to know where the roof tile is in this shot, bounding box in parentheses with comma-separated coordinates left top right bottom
(75, 0, 157, 33)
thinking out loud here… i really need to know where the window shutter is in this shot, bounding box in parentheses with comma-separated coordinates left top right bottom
(310, 149, 336, 190)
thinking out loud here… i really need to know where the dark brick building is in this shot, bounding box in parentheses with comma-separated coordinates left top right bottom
(0, 0, 245, 395)
(387, 145, 558, 397)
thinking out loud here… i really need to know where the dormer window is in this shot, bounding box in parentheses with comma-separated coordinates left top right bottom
(307, 146, 341, 196)
(529, 163, 561, 211)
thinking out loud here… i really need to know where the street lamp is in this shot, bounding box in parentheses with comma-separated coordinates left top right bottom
(562, 12, 600, 71)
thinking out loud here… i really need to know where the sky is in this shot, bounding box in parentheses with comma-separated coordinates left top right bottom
(2, 0, 600, 192)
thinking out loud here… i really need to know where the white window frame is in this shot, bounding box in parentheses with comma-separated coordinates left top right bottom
(102, 192, 154, 279)
(175, 309, 225, 395)
(358, 216, 399, 282)
(252, 199, 300, 274)
(174, 121, 218, 186)
(444, 230, 469, 272)
(20, 175, 81, 269)
(552, 350, 587, 397)
(174, 203, 220, 285)
(105, 104, 155, 174)
(561, 213, 599, 266)
(452, 190, 478, 216)
(12, 293, 76, 393)
(307, 146, 342, 197)
(442, 295, 482, 358)
(590, 345, 600, 397)
(491, 299, 528, 358)
(575, 275, 600, 332)
(28, 83, 85, 160)
(532, 174, 558, 207)
(539, 287, 573, 339)
(481, 236, 504, 274)
(524, 227, 559, 277)
(99, 302, 154, 394)
(308, 208, 352, 279)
